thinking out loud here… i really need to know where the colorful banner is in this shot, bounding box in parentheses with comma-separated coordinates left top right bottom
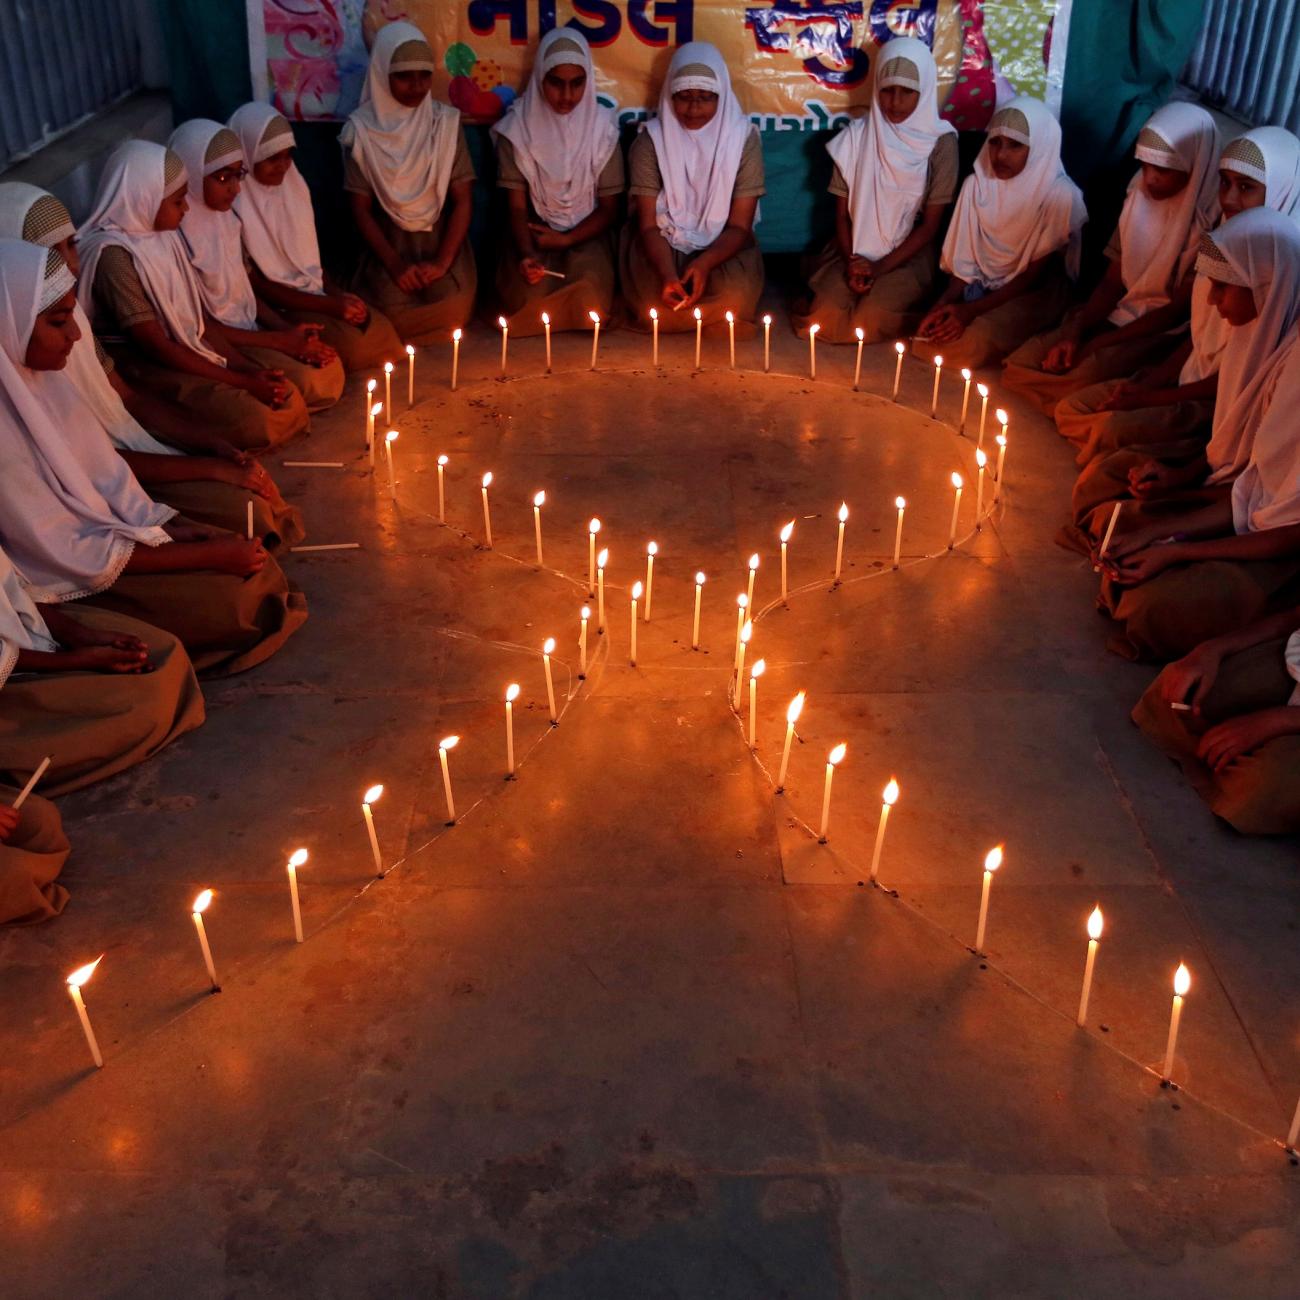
(250, 1, 1064, 132)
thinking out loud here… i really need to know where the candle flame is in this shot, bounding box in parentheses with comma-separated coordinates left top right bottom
(786, 691, 805, 724)
(737, 593, 748, 609)
(497, 316, 507, 329)
(439, 736, 459, 751)
(693, 307, 702, 320)
(533, 490, 546, 507)
(481, 472, 493, 488)
(543, 637, 556, 655)
(751, 658, 766, 679)
(740, 620, 752, 643)
(933, 354, 943, 367)
(647, 540, 658, 556)
(367, 378, 376, 393)
(541, 312, 550, 325)
(405, 344, 415, 356)
(384, 361, 393, 373)
(975, 448, 987, 468)
(288, 847, 309, 869)
(581, 605, 590, 619)
(977, 382, 989, 397)
(744, 555, 758, 575)
(385, 429, 399, 443)
(597, 547, 608, 568)
(589, 311, 600, 324)
(506, 683, 520, 702)
(451, 329, 462, 342)
(951, 472, 963, 489)
(961, 367, 971, 380)
(996, 409, 1008, 426)
(828, 742, 847, 765)
(192, 888, 213, 914)
(895, 340, 905, 354)
(855, 327, 864, 341)
(895, 496, 906, 510)
(66, 956, 102, 987)
(780, 521, 795, 543)
(725, 310, 734, 323)
(837, 502, 849, 522)
(984, 845, 1003, 873)
(883, 778, 900, 804)
(363, 784, 384, 805)
(437, 453, 449, 466)
(695, 571, 706, 585)
(649, 307, 658, 320)
(370, 401, 383, 417)
(1087, 905, 1103, 940)
(996, 433, 1007, 449)
(631, 581, 643, 600)
(589, 517, 601, 534)
(1174, 962, 1191, 996)
(763, 313, 772, 326)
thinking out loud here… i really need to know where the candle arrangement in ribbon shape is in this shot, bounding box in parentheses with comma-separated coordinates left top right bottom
(974, 844, 1003, 954)
(776, 691, 805, 792)
(762, 313, 772, 372)
(406, 343, 415, 405)
(542, 311, 552, 372)
(891, 340, 905, 400)
(693, 307, 703, 369)
(1076, 905, 1103, 1026)
(748, 658, 765, 748)
(817, 743, 847, 843)
(644, 541, 657, 621)
(532, 491, 546, 566)
(480, 472, 494, 548)
(542, 638, 558, 723)
(930, 355, 943, 417)
(437, 454, 448, 522)
(385, 430, 399, 500)
(959, 368, 972, 431)
(853, 327, 864, 390)
(808, 323, 819, 379)
(383, 360, 393, 418)
(438, 737, 459, 825)
(65, 956, 104, 1069)
(1162, 962, 1191, 1084)
(726, 310, 736, 368)
(892, 496, 906, 570)
(947, 472, 963, 550)
(362, 784, 384, 876)
(977, 383, 990, 446)
(869, 778, 899, 883)
(746, 553, 759, 608)
(692, 572, 705, 650)
(450, 330, 462, 391)
(596, 548, 609, 631)
(587, 518, 601, 595)
(734, 620, 752, 707)
(629, 583, 643, 665)
(578, 606, 590, 677)
(833, 503, 848, 584)
(286, 848, 308, 943)
(589, 311, 601, 369)
(649, 307, 659, 365)
(498, 316, 508, 374)
(504, 684, 520, 778)
(779, 521, 794, 603)
(191, 890, 219, 991)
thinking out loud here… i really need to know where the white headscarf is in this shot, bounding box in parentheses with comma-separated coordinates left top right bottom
(170, 119, 259, 330)
(0, 182, 179, 457)
(1111, 102, 1219, 326)
(229, 102, 326, 295)
(1231, 327, 1300, 531)
(826, 36, 956, 262)
(1286, 630, 1300, 704)
(77, 141, 226, 366)
(643, 42, 753, 253)
(340, 21, 461, 233)
(0, 546, 57, 688)
(491, 28, 620, 233)
(941, 96, 1086, 289)
(1195, 210, 1300, 484)
(0, 240, 173, 600)
(1221, 125, 1300, 220)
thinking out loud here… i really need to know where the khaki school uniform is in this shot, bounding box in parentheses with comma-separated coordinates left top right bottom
(0, 787, 69, 925)
(1054, 376, 1215, 468)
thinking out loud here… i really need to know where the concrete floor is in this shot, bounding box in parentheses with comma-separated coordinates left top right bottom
(1, 307, 1297, 1298)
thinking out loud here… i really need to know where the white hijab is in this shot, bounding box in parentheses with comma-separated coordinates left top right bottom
(77, 141, 226, 366)
(644, 42, 752, 254)
(491, 28, 619, 232)
(1111, 102, 1219, 326)
(1231, 327, 1300, 531)
(0, 546, 57, 688)
(0, 240, 173, 600)
(340, 21, 461, 233)
(229, 102, 326, 295)
(941, 96, 1086, 289)
(0, 182, 179, 457)
(171, 119, 260, 330)
(827, 36, 956, 262)
(1196, 210, 1300, 484)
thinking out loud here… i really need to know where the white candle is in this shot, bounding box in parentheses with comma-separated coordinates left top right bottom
(191, 890, 219, 990)
(930, 354, 943, 417)
(437, 454, 448, 523)
(868, 778, 899, 882)
(973, 844, 1002, 953)
(364, 377, 376, 446)
(246, 498, 254, 541)
(892, 496, 906, 570)
(692, 572, 705, 650)
(287, 847, 308, 943)
(498, 316, 508, 374)
(1287, 1095, 1300, 1151)
(746, 553, 759, 609)
(406, 343, 415, 405)
(480, 472, 494, 548)
(947, 472, 963, 550)
(587, 518, 601, 595)
(959, 368, 972, 431)
(974, 449, 987, 527)
(733, 593, 749, 674)
(650, 307, 659, 366)
(367, 397, 380, 466)
(383, 360, 393, 419)
(693, 307, 702, 369)
(726, 310, 736, 368)
(589, 310, 601, 369)
(817, 743, 846, 842)
(542, 638, 558, 722)
(734, 620, 752, 708)
(891, 340, 904, 400)
(596, 547, 608, 631)
(776, 691, 805, 792)
(384, 429, 399, 501)
(65, 957, 104, 1068)
(1099, 501, 1123, 558)
(450, 329, 461, 391)
(780, 521, 794, 603)
(833, 502, 848, 584)
(852, 327, 865, 390)
(995, 428, 1008, 502)
(532, 491, 546, 566)
(542, 312, 552, 373)
(1076, 905, 1103, 1026)
(1162, 962, 1191, 1081)
(504, 684, 519, 777)
(362, 784, 384, 876)
(748, 658, 765, 748)
(579, 605, 589, 677)
(808, 323, 819, 379)
(629, 583, 642, 666)
(11, 755, 51, 810)
(976, 384, 989, 447)
(644, 541, 657, 621)
(763, 313, 772, 372)
(438, 736, 458, 824)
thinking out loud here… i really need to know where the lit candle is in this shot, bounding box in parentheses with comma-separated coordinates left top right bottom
(437, 736, 458, 824)
(976, 384, 989, 447)
(542, 311, 552, 372)
(947, 472, 963, 550)
(748, 658, 765, 747)
(1098, 501, 1122, 559)
(383, 360, 393, 418)
(364, 377, 376, 446)
(450, 329, 461, 391)
(643, 541, 658, 621)
(406, 343, 415, 405)
(852, 327, 865, 390)
(367, 401, 382, 467)
(692, 571, 705, 650)
(994, 432, 1008, 502)
(833, 502, 848, 584)
(974, 449, 987, 526)
(480, 471, 494, 548)
(287, 847, 308, 943)
(959, 368, 972, 431)
(808, 323, 819, 379)
(65, 956, 104, 1068)
(579, 605, 589, 677)
(10, 755, 50, 810)
(542, 638, 558, 723)
(437, 454, 448, 523)
(726, 310, 736, 368)
(780, 520, 794, 604)
(629, 582, 642, 666)
(587, 518, 601, 595)
(930, 354, 943, 417)
(385, 429, 399, 501)
(362, 784, 384, 876)
(1162, 962, 1191, 1083)
(973, 844, 1002, 954)
(191, 890, 219, 990)
(746, 553, 759, 609)
(532, 490, 546, 566)
(868, 778, 899, 882)
(892, 496, 906, 570)
(763, 313, 772, 372)
(891, 341, 904, 400)
(498, 316, 508, 375)
(994, 409, 1009, 477)
(1076, 905, 1103, 1026)
(693, 307, 702, 369)
(589, 310, 601, 369)
(504, 684, 520, 777)
(817, 743, 846, 842)
(596, 547, 608, 632)
(733, 593, 749, 673)
(734, 619, 752, 708)
(776, 690, 805, 793)
(650, 307, 659, 366)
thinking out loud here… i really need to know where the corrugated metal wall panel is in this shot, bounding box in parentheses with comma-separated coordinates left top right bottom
(1184, 0, 1300, 131)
